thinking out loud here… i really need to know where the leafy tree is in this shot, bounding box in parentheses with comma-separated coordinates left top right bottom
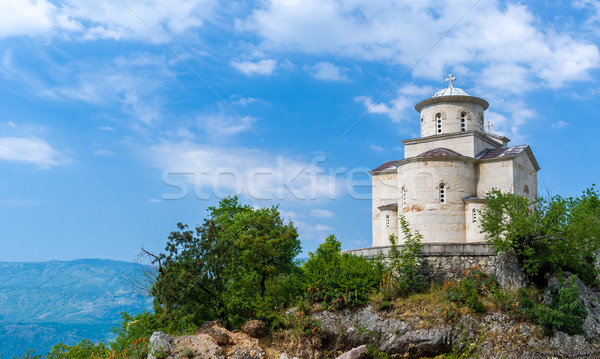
(480, 186, 600, 285)
(149, 196, 301, 326)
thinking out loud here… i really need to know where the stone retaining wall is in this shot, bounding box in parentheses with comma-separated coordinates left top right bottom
(344, 242, 520, 285)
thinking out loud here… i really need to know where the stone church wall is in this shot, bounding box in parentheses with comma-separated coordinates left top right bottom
(372, 171, 399, 247)
(398, 159, 477, 243)
(345, 243, 502, 284)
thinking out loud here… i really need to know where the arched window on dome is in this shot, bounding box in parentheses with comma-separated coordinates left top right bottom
(439, 183, 446, 203)
(472, 208, 477, 223)
(386, 214, 390, 229)
(421, 117, 424, 136)
(436, 113, 442, 134)
(460, 111, 467, 132)
(401, 186, 407, 207)
(479, 113, 484, 131)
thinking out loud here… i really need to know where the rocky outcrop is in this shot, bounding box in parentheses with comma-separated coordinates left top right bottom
(146, 325, 267, 359)
(147, 286, 600, 359)
(494, 249, 529, 289)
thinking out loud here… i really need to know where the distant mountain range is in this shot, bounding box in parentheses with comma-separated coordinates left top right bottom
(0, 259, 153, 357)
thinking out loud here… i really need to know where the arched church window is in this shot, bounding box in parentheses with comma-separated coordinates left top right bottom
(421, 117, 424, 136)
(479, 113, 484, 131)
(472, 208, 477, 223)
(401, 186, 407, 207)
(460, 112, 466, 132)
(439, 183, 446, 203)
(386, 215, 390, 229)
(436, 113, 442, 134)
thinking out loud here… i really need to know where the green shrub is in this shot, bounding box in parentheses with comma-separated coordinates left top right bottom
(440, 266, 497, 321)
(181, 347, 195, 358)
(387, 216, 427, 296)
(46, 340, 110, 359)
(379, 271, 400, 301)
(533, 275, 588, 335)
(304, 235, 382, 309)
(378, 301, 392, 311)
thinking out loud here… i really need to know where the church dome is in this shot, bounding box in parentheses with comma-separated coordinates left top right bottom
(415, 74, 488, 112)
(433, 86, 471, 97)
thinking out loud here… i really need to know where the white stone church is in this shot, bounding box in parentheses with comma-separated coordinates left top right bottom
(371, 75, 539, 246)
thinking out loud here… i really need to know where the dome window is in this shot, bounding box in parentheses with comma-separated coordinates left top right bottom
(386, 214, 390, 229)
(401, 186, 407, 207)
(439, 183, 446, 203)
(436, 113, 442, 134)
(472, 208, 477, 223)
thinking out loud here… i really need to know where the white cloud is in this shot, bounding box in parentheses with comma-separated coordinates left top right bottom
(240, 1, 599, 89)
(355, 84, 433, 123)
(0, 137, 61, 168)
(98, 126, 116, 132)
(310, 208, 335, 218)
(93, 149, 115, 156)
(0, 0, 215, 42)
(0, 199, 43, 208)
(294, 219, 334, 241)
(552, 121, 570, 129)
(369, 144, 384, 152)
(305, 61, 348, 81)
(200, 113, 257, 137)
(1, 52, 172, 125)
(230, 96, 268, 106)
(0, 0, 56, 38)
(231, 59, 277, 75)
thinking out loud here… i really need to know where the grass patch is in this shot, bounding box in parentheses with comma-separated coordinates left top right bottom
(391, 285, 446, 327)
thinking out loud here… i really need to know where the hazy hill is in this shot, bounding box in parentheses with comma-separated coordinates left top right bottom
(0, 259, 153, 357)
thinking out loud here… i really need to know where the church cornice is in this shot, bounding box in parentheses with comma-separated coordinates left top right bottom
(415, 95, 489, 112)
(396, 154, 477, 167)
(402, 130, 510, 148)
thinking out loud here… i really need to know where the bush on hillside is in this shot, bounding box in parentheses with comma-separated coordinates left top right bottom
(304, 235, 382, 309)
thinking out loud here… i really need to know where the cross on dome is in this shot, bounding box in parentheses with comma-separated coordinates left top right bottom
(445, 74, 456, 88)
(485, 121, 493, 133)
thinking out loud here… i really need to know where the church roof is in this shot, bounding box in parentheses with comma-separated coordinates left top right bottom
(417, 148, 464, 157)
(475, 145, 528, 159)
(371, 160, 399, 172)
(433, 87, 471, 97)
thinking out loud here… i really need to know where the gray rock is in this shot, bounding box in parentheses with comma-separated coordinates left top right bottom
(335, 345, 367, 359)
(148, 331, 173, 359)
(494, 250, 529, 289)
(174, 334, 224, 359)
(280, 354, 298, 359)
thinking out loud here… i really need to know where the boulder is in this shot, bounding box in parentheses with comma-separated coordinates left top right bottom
(494, 250, 529, 289)
(242, 320, 268, 338)
(148, 331, 173, 359)
(201, 325, 231, 345)
(335, 345, 367, 359)
(174, 334, 224, 359)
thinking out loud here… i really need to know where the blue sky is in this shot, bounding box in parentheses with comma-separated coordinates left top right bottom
(1, 0, 599, 262)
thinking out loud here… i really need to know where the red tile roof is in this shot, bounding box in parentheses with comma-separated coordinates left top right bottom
(417, 148, 464, 157)
(372, 160, 399, 172)
(476, 145, 528, 159)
